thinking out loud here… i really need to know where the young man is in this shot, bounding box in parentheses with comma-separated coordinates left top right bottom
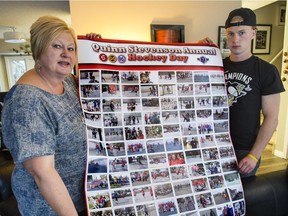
(201, 8, 285, 177)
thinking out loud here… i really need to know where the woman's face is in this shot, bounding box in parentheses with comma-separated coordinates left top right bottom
(38, 31, 76, 77)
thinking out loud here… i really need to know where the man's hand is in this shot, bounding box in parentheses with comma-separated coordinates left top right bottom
(198, 37, 214, 44)
(238, 155, 257, 174)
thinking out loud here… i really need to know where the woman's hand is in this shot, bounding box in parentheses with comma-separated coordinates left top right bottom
(86, 33, 102, 39)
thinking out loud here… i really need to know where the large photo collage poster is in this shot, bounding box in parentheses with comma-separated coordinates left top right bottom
(77, 37, 245, 216)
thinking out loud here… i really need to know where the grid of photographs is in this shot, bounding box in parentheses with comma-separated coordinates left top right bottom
(80, 69, 245, 216)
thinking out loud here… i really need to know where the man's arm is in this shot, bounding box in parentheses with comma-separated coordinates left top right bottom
(238, 93, 280, 174)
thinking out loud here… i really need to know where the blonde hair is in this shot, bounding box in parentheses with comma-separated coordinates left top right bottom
(30, 16, 77, 61)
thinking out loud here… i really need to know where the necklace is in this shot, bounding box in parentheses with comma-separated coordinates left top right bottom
(37, 70, 63, 95)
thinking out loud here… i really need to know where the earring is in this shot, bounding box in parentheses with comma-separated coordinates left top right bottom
(35, 60, 41, 72)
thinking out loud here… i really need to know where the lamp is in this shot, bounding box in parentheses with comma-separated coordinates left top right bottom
(2, 26, 26, 43)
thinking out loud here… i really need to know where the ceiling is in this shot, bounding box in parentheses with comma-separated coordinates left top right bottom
(0, 1, 71, 55)
(0, 0, 283, 54)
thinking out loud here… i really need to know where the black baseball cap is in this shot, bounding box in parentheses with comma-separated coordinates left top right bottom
(225, 7, 256, 29)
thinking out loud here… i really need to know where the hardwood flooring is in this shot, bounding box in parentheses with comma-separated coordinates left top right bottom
(256, 148, 288, 176)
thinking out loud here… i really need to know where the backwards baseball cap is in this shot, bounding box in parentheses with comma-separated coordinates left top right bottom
(225, 7, 256, 29)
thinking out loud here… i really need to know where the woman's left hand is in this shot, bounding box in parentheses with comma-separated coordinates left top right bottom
(86, 33, 102, 39)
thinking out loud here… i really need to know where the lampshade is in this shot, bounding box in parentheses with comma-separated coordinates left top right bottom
(3, 31, 26, 43)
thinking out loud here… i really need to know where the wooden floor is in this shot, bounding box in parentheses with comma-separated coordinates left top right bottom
(256, 148, 288, 176)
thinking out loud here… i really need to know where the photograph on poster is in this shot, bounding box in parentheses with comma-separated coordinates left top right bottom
(88, 158, 107, 174)
(196, 109, 213, 121)
(106, 142, 126, 156)
(146, 139, 165, 153)
(80, 70, 100, 84)
(87, 174, 108, 191)
(128, 155, 149, 170)
(183, 136, 199, 149)
(84, 113, 102, 127)
(126, 140, 146, 155)
(130, 170, 151, 186)
(101, 70, 120, 83)
(189, 163, 205, 177)
(151, 168, 170, 183)
(176, 71, 193, 82)
(177, 83, 194, 96)
(109, 173, 131, 189)
(112, 189, 133, 206)
(158, 71, 176, 83)
(81, 84, 101, 98)
(170, 165, 189, 180)
(109, 157, 128, 172)
(164, 137, 183, 151)
(87, 191, 111, 209)
(102, 98, 121, 112)
(121, 71, 139, 83)
(161, 97, 178, 110)
(133, 186, 154, 203)
(88, 140, 106, 156)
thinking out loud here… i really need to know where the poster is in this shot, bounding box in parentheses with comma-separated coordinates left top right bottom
(77, 37, 245, 216)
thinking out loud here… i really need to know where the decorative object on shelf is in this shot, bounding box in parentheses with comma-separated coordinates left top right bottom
(150, 24, 185, 43)
(252, 25, 272, 55)
(1, 26, 26, 43)
(12, 44, 31, 55)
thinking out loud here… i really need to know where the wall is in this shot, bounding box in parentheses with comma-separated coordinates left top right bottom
(69, 1, 287, 157)
(0, 1, 71, 91)
(254, 1, 286, 72)
(69, 1, 240, 43)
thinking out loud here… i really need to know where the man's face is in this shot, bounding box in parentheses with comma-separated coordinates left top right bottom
(226, 25, 256, 58)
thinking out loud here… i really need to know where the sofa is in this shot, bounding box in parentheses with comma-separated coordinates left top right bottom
(0, 150, 20, 216)
(241, 167, 288, 216)
(0, 149, 287, 216)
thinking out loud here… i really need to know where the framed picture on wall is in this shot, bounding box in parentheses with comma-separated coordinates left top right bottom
(217, 26, 230, 58)
(279, 5, 286, 26)
(4, 55, 34, 88)
(150, 24, 185, 43)
(252, 25, 272, 55)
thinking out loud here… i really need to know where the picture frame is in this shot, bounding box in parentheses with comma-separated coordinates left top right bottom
(150, 24, 185, 43)
(279, 5, 286, 26)
(4, 55, 34, 88)
(217, 26, 230, 58)
(252, 25, 272, 55)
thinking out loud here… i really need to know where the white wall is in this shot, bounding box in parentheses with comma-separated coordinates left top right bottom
(0, 1, 71, 91)
(69, 1, 240, 43)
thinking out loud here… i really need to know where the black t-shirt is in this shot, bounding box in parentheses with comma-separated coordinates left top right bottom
(223, 56, 285, 150)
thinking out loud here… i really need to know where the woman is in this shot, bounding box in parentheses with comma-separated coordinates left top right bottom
(2, 16, 99, 215)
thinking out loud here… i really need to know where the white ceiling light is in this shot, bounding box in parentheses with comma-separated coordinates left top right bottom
(2, 26, 26, 43)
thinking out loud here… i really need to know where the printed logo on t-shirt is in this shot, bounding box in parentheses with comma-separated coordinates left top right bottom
(225, 71, 252, 107)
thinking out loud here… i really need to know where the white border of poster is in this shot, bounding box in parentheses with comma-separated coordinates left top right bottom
(77, 37, 245, 216)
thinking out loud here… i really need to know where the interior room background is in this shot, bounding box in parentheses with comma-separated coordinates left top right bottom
(0, 0, 287, 160)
